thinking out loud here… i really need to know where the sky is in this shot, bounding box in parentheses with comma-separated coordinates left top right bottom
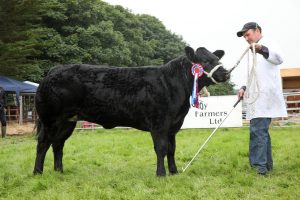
(104, 0, 300, 88)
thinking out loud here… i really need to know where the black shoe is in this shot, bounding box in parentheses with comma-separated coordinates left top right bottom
(267, 164, 273, 171)
(258, 171, 267, 176)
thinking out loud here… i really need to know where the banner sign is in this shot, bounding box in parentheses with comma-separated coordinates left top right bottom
(181, 95, 242, 129)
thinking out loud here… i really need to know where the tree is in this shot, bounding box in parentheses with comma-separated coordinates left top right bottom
(207, 81, 236, 96)
(0, 0, 65, 81)
(137, 14, 187, 64)
(0, 0, 188, 81)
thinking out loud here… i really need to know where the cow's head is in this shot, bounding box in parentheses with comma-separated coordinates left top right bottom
(185, 46, 230, 85)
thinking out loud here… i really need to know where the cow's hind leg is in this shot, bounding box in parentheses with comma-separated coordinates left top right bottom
(167, 134, 178, 175)
(52, 121, 76, 173)
(151, 131, 168, 176)
(33, 122, 51, 175)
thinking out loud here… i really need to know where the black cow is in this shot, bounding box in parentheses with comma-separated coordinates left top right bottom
(33, 46, 230, 176)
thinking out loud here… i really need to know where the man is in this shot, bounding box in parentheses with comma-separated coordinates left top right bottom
(236, 22, 287, 175)
(0, 87, 7, 138)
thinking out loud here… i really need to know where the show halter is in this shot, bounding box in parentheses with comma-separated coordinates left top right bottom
(203, 64, 223, 84)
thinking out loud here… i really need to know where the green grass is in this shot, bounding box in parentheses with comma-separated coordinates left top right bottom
(0, 127, 300, 199)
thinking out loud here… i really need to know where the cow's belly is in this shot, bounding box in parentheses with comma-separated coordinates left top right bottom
(78, 109, 151, 131)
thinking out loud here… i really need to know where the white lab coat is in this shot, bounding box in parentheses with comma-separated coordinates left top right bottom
(244, 36, 287, 120)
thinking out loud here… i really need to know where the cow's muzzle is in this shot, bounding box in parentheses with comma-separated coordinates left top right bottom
(204, 64, 230, 84)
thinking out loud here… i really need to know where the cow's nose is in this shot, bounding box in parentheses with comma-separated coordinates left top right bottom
(225, 72, 231, 80)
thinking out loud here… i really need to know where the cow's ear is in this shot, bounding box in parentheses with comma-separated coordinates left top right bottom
(185, 46, 195, 61)
(213, 50, 225, 60)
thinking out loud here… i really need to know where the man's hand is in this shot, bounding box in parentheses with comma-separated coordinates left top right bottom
(237, 87, 246, 99)
(250, 43, 262, 52)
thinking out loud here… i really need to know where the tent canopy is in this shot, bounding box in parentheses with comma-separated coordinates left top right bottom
(0, 76, 38, 105)
(0, 75, 37, 94)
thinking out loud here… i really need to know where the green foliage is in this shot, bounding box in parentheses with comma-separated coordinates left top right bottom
(0, 0, 186, 81)
(0, 0, 52, 81)
(0, 127, 300, 199)
(0, 0, 233, 93)
(207, 80, 236, 96)
(137, 14, 186, 64)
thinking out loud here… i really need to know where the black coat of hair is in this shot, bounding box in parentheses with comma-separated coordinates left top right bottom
(33, 46, 229, 176)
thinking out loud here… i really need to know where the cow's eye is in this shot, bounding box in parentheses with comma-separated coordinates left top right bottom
(203, 60, 210, 66)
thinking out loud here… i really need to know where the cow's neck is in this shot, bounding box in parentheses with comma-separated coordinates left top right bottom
(198, 82, 207, 91)
(178, 57, 195, 96)
(182, 58, 203, 96)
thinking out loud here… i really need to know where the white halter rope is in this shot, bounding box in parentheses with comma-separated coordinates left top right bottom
(228, 46, 250, 74)
(203, 64, 224, 84)
(244, 43, 260, 117)
(228, 43, 260, 105)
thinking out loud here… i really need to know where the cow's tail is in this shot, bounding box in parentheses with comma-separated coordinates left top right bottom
(35, 118, 44, 140)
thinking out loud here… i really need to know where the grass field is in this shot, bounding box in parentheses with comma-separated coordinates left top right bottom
(0, 127, 300, 199)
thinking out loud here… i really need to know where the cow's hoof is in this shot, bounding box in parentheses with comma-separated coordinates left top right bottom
(33, 169, 43, 175)
(156, 171, 166, 177)
(54, 169, 63, 173)
(169, 171, 178, 176)
(54, 166, 63, 173)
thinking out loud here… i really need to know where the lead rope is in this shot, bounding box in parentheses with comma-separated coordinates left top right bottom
(228, 46, 250, 74)
(228, 44, 260, 111)
(244, 43, 260, 116)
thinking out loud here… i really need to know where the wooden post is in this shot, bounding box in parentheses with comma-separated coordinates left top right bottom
(19, 95, 23, 125)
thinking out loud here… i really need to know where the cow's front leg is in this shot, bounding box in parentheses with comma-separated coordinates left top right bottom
(167, 134, 178, 175)
(151, 132, 168, 176)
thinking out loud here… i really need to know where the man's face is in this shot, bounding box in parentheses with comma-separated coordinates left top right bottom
(242, 29, 262, 44)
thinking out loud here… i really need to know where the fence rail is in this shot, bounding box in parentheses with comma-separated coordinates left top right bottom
(242, 91, 300, 124)
(282, 91, 300, 123)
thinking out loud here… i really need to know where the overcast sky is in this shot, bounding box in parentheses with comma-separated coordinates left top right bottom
(104, 0, 300, 87)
